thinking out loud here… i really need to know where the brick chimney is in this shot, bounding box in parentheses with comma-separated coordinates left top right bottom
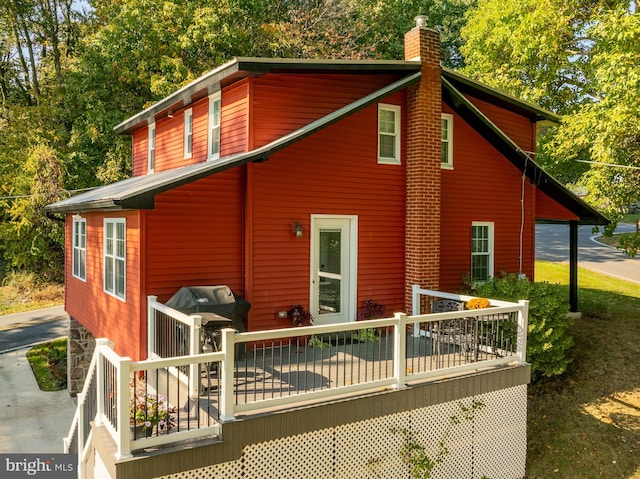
(404, 16, 442, 311)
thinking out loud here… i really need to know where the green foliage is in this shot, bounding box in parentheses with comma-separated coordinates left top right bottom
(468, 273, 573, 382)
(26, 339, 67, 391)
(0, 144, 65, 282)
(307, 335, 331, 349)
(392, 400, 485, 478)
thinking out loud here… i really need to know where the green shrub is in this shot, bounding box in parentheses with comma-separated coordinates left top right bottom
(468, 273, 573, 382)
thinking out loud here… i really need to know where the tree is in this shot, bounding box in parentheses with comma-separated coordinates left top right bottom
(461, 1, 640, 254)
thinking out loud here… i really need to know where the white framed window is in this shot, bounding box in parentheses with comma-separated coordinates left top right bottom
(471, 222, 494, 282)
(184, 108, 193, 159)
(148, 122, 156, 173)
(378, 104, 401, 165)
(441, 113, 454, 169)
(208, 92, 221, 161)
(104, 218, 126, 301)
(72, 217, 86, 281)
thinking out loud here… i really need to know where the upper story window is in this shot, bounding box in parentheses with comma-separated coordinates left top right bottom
(104, 218, 126, 301)
(208, 92, 221, 161)
(441, 113, 454, 169)
(72, 217, 86, 281)
(378, 104, 401, 165)
(148, 122, 156, 173)
(184, 108, 193, 159)
(471, 222, 494, 282)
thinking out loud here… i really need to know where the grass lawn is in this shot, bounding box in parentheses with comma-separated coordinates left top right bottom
(0, 273, 63, 315)
(528, 261, 640, 479)
(26, 338, 67, 391)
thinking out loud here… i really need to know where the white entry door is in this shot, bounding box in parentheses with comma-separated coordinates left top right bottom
(310, 216, 357, 325)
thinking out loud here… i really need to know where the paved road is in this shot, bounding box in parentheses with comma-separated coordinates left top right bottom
(0, 305, 67, 353)
(535, 223, 640, 284)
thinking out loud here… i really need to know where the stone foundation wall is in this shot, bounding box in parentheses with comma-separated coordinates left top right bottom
(68, 317, 95, 395)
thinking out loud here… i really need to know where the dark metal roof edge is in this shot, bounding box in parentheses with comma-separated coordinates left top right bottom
(442, 77, 608, 225)
(113, 59, 242, 135)
(441, 67, 560, 123)
(47, 72, 421, 214)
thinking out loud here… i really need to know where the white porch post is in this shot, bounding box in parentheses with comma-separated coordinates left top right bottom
(393, 313, 408, 389)
(116, 356, 132, 459)
(147, 295, 158, 359)
(94, 338, 112, 426)
(219, 328, 236, 422)
(412, 284, 421, 337)
(189, 314, 202, 398)
(517, 300, 529, 363)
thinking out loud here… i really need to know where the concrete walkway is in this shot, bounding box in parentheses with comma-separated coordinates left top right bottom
(0, 308, 76, 454)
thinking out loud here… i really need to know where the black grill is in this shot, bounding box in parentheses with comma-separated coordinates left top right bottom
(166, 285, 250, 333)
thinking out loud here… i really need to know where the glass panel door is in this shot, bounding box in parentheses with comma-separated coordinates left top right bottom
(311, 216, 356, 325)
(318, 228, 342, 315)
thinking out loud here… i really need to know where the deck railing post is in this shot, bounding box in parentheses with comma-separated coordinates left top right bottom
(393, 313, 408, 388)
(219, 328, 236, 422)
(412, 284, 421, 337)
(189, 315, 202, 398)
(517, 300, 529, 363)
(116, 356, 132, 459)
(94, 338, 112, 426)
(147, 295, 158, 359)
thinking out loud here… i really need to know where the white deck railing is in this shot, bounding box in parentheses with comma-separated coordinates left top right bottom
(68, 288, 528, 463)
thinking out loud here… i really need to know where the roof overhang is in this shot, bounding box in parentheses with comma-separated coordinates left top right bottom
(46, 71, 421, 214)
(442, 67, 560, 125)
(114, 57, 422, 135)
(441, 76, 608, 225)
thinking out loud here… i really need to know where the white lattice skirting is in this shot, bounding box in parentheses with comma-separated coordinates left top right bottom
(156, 385, 527, 479)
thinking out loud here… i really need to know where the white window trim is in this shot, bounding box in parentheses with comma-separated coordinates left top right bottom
(184, 108, 193, 159)
(207, 92, 221, 161)
(377, 103, 401, 165)
(471, 221, 494, 282)
(441, 113, 454, 169)
(104, 218, 126, 301)
(147, 122, 156, 174)
(72, 217, 87, 281)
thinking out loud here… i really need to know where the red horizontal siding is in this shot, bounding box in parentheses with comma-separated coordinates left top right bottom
(132, 128, 147, 177)
(65, 211, 143, 359)
(143, 169, 245, 303)
(252, 73, 402, 148)
(465, 95, 536, 153)
(221, 79, 249, 156)
(440, 104, 535, 292)
(534, 188, 579, 221)
(249, 92, 406, 331)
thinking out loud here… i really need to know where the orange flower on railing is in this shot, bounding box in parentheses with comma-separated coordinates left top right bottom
(466, 298, 490, 310)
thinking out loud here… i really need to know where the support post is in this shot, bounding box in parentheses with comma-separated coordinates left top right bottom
(116, 356, 132, 459)
(569, 221, 579, 313)
(219, 328, 236, 422)
(147, 295, 157, 359)
(517, 300, 529, 363)
(393, 313, 408, 389)
(189, 315, 202, 398)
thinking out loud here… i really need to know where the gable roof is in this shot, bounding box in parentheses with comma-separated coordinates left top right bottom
(114, 57, 421, 135)
(46, 57, 607, 225)
(45, 71, 421, 214)
(441, 76, 608, 225)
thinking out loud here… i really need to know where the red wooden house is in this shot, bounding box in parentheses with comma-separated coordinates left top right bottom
(47, 22, 605, 386)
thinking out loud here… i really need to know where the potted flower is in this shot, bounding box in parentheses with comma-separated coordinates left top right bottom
(355, 299, 386, 342)
(288, 305, 314, 347)
(466, 298, 490, 310)
(130, 392, 172, 438)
